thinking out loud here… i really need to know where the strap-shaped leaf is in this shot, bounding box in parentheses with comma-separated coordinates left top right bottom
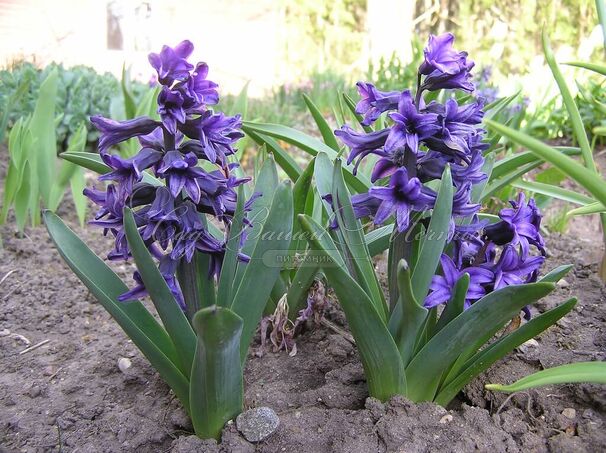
(435, 297, 577, 404)
(245, 129, 303, 182)
(217, 185, 246, 306)
(190, 306, 244, 439)
(291, 157, 316, 255)
(123, 208, 196, 376)
(566, 202, 606, 218)
(286, 259, 320, 319)
(242, 121, 371, 193)
(405, 282, 555, 401)
(486, 359, 606, 393)
(411, 166, 453, 302)
(490, 147, 580, 181)
(231, 182, 293, 362)
(485, 120, 606, 208)
(389, 260, 428, 366)
(512, 179, 594, 206)
(482, 162, 538, 200)
(302, 94, 340, 151)
(366, 225, 392, 256)
(543, 31, 595, 173)
(234, 157, 279, 287)
(539, 264, 573, 283)
(299, 214, 407, 400)
(565, 61, 606, 76)
(332, 159, 387, 320)
(43, 211, 189, 411)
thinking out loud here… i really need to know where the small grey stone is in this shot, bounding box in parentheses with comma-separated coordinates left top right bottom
(236, 407, 279, 442)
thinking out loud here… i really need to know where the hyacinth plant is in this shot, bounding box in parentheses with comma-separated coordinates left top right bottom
(253, 33, 577, 405)
(44, 41, 293, 440)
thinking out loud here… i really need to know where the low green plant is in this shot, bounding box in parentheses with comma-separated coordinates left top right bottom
(1, 70, 89, 230)
(45, 41, 294, 440)
(247, 33, 576, 405)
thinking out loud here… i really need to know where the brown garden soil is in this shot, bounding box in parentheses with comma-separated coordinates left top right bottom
(0, 146, 605, 452)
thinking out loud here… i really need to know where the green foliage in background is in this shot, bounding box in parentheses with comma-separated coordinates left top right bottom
(1, 70, 89, 231)
(0, 62, 150, 151)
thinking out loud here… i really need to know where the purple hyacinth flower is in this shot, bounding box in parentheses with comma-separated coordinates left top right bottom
(140, 186, 180, 250)
(155, 151, 206, 203)
(417, 150, 486, 186)
(90, 115, 161, 153)
(148, 40, 194, 86)
(483, 193, 545, 256)
(421, 57, 475, 93)
(368, 168, 436, 232)
(323, 192, 382, 228)
(179, 111, 244, 166)
(419, 33, 469, 76)
(488, 245, 545, 291)
(178, 62, 219, 108)
(424, 254, 494, 309)
(158, 87, 186, 135)
(355, 82, 400, 126)
(452, 182, 480, 217)
(335, 125, 389, 174)
(385, 90, 440, 155)
(99, 148, 162, 197)
(84, 184, 129, 260)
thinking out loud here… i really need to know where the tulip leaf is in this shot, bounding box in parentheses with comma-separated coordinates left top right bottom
(405, 282, 555, 402)
(231, 182, 293, 362)
(486, 360, 606, 393)
(435, 297, 577, 405)
(123, 208, 196, 376)
(299, 214, 407, 400)
(43, 211, 189, 411)
(190, 306, 244, 439)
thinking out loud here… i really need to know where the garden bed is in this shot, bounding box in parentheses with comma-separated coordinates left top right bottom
(0, 206, 605, 452)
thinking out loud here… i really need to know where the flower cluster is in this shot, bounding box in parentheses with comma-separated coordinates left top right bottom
(86, 40, 252, 307)
(335, 33, 545, 313)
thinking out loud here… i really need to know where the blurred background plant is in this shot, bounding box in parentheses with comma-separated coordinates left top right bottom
(1, 0, 605, 244)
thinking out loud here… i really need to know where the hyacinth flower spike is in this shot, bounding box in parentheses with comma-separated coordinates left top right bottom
(45, 40, 293, 440)
(288, 32, 578, 408)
